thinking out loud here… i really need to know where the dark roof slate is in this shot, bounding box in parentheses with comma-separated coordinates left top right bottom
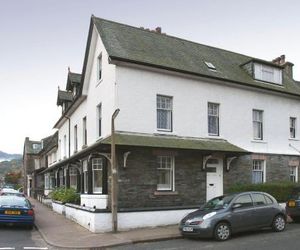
(92, 17, 300, 97)
(57, 90, 73, 105)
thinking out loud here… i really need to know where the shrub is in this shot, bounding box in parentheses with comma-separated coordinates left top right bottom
(49, 187, 80, 204)
(227, 181, 300, 202)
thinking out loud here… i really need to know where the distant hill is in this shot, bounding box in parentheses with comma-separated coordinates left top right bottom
(0, 151, 22, 162)
(0, 158, 22, 175)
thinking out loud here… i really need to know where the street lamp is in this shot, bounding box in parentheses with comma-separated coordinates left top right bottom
(111, 108, 120, 233)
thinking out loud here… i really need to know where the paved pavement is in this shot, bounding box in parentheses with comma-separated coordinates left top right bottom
(29, 198, 181, 249)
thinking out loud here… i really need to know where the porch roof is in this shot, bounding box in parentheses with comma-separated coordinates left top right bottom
(102, 133, 248, 154)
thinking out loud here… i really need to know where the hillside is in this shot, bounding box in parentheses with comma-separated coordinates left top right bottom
(0, 159, 23, 175)
(0, 151, 22, 162)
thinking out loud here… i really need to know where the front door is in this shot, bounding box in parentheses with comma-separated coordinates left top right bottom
(206, 159, 223, 201)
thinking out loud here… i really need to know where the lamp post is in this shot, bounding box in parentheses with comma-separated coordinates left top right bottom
(111, 108, 120, 233)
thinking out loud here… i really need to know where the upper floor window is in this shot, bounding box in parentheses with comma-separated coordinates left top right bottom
(157, 95, 173, 131)
(97, 104, 102, 138)
(83, 117, 87, 146)
(254, 63, 282, 85)
(253, 110, 263, 140)
(83, 160, 88, 193)
(63, 135, 67, 158)
(290, 117, 296, 139)
(97, 54, 102, 81)
(208, 103, 219, 136)
(74, 125, 78, 152)
(157, 156, 175, 191)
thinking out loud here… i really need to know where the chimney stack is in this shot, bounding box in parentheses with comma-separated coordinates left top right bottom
(272, 54, 294, 79)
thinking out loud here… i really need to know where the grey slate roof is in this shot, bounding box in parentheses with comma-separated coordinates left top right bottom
(66, 71, 82, 91)
(92, 17, 300, 97)
(57, 90, 73, 105)
(24, 139, 42, 154)
(102, 133, 248, 153)
(39, 131, 58, 155)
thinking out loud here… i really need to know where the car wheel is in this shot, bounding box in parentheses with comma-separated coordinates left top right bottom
(272, 215, 286, 232)
(214, 222, 231, 241)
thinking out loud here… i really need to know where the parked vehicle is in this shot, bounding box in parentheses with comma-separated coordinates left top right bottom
(0, 188, 25, 197)
(0, 196, 34, 229)
(286, 187, 300, 222)
(179, 192, 286, 241)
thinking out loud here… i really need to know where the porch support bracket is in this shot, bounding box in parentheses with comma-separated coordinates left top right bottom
(88, 153, 112, 164)
(202, 155, 212, 170)
(123, 152, 131, 168)
(226, 156, 237, 171)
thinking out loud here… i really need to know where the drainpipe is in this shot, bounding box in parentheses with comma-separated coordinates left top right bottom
(63, 115, 71, 158)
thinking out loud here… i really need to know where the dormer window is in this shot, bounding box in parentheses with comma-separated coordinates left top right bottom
(254, 63, 282, 85)
(97, 54, 102, 81)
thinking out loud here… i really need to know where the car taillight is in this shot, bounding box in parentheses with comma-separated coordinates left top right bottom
(288, 200, 296, 207)
(28, 209, 34, 216)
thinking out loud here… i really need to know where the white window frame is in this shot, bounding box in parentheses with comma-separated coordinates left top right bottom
(59, 169, 64, 187)
(63, 135, 67, 158)
(290, 165, 298, 182)
(44, 174, 50, 190)
(252, 160, 266, 183)
(253, 110, 263, 140)
(83, 116, 87, 146)
(97, 53, 102, 81)
(92, 158, 103, 193)
(97, 104, 102, 138)
(290, 117, 296, 139)
(156, 95, 173, 132)
(69, 167, 77, 189)
(208, 102, 220, 136)
(254, 63, 282, 85)
(157, 156, 175, 191)
(74, 125, 78, 152)
(83, 160, 88, 193)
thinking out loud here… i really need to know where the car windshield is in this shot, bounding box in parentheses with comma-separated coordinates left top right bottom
(202, 194, 235, 210)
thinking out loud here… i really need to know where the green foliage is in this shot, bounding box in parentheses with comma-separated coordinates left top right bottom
(227, 182, 300, 202)
(49, 187, 80, 204)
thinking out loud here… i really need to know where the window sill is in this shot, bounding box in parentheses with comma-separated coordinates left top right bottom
(154, 131, 177, 136)
(82, 145, 88, 149)
(154, 191, 178, 196)
(207, 135, 223, 139)
(251, 140, 267, 144)
(96, 79, 103, 87)
(289, 138, 300, 141)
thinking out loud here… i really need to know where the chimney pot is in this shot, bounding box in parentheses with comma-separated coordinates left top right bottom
(155, 27, 162, 33)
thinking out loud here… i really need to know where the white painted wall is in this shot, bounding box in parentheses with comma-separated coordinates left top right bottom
(81, 194, 108, 209)
(116, 65, 300, 155)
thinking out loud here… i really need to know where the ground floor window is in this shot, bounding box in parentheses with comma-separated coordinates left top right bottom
(92, 158, 103, 193)
(69, 167, 77, 189)
(157, 156, 175, 191)
(252, 160, 265, 184)
(50, 173, 55, 189)
(44, 174, 49, 189)
(290, 166, 298, 182)
(59, 169, 64, 187)
(83, 160, 88, 193)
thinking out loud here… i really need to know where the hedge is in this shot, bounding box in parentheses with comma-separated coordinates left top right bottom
(49, 187, 80, 204)
(227, 182, 300, 202)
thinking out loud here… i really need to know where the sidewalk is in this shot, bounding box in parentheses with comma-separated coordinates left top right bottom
(29, 198, 181, 249)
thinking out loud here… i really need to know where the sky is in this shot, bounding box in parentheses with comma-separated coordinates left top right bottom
(1, 0, 300, 154)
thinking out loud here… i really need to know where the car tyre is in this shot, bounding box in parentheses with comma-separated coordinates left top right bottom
(272, 214, 286, 232)
(214, 222, 231, 241)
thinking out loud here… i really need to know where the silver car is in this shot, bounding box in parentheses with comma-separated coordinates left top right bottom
(179, 191, 286, 241)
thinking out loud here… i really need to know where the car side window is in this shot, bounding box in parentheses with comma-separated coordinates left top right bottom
(252, 193, 267, 206)
(264, 195, 274, 204)
(234, 194, 253, 208)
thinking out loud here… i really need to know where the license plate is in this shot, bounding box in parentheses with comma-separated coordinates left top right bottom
(183, 226, 193, 232)
(4, 210, 21, 215)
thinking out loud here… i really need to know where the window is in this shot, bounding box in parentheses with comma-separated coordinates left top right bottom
(252, 160, 265, 184)
(252, 193, 267, 206)
(50, 173, 55, 189)
(290, 117, 296, 139)
(204, 61, 216, 70)
(97, 54, 102, 81)
(69, 167, 77, 189)
(253, 110, 263, 140)
(58, 139, 61, 160)
(83, 160, 88, 193)
(59, 169, 64, 187)
(254, 63, 282, 84)
(63, 135, 67, 158)
(234, 194, 253, 208)
(157, 156, 175, 191)
(97, 104, 102, 137)
(290, 166, 298, 182)
(92, 158, 103, 193)
(45, 174, 50, 190)
(83, 117, 87, 146)
(157, 95, 173, 131)
(74, 125, 78, 152)
(208, 103, 219, 136)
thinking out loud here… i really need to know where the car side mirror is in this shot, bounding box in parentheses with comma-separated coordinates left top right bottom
(232, 203, 242, 209)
